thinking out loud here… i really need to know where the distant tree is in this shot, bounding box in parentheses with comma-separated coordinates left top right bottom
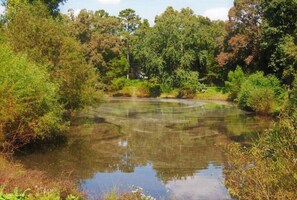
(119, 8, 141, 78)
(1, 0, 66, 16)
(216, 0, 262, 73)
(132, 7, 224, 85)
(66, 9, 123, 84)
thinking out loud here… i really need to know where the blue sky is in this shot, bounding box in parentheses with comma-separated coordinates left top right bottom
(60, 0, 234, 24)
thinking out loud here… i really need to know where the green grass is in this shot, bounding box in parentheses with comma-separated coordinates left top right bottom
(195, 87, 229, 101)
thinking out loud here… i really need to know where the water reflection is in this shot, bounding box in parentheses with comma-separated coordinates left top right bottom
(17, 98, 272, 199)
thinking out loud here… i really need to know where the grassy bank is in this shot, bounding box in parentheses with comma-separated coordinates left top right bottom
(0, 155, 82, 200)
(109, 79, 229, 100)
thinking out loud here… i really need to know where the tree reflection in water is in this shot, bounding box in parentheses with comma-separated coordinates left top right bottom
(17, 98, 272, 199)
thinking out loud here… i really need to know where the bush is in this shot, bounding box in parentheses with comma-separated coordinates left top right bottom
(225, 66, 245, 100)
(106, 57, 129, 83)
(148, 83, 161, 97)
(248, 88, 275, 115)
(0, 46, 65, 152)
(110, 77, 128, 91)
(6, 1, 101, 110)
(238, 72, 283, 114)
(225, 109, 297, 199)
(173, 68, 204, 97)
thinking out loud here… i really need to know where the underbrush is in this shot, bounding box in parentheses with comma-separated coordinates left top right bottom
(0, 155, 82, 200)
(0, 45, 66, 153)
(225, 80, 297, 199)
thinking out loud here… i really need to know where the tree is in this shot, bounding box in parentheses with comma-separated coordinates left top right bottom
(119, 8, 141, 78)
(132, 7, 224, 85)
(0, 45, 65, 152)
(66, 9, 123, 84)
(216, 0, 262, 73)
(2, 0, 66, 16)
(5, 1, 101, 109)
(259, 0, 297, 84)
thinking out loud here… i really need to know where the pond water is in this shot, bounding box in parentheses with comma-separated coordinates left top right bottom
(17, 98, 272, 200)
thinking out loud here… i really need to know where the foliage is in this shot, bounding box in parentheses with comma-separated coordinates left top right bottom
(0, 45, 65, 152)
(114, 80, 161, 98)
(132, 7, 224, 84)
(248, 88, 275, 115)
(218, 0, 297, 84)
(5, 1, 101, 110)
(0, 189, 80, 200)
(173, 68, 204, 97)
(106, 56, 130, 82)
(66, 9, 122, 83)
(225, 95, 297, 199)
(238, 72, 283, 114)
(216, 0, 262, 72)
(225, 66, 246, 100)
(1, 0, 66, 16)
(110, 77, 128, 91)
(259, 0, 297, 82)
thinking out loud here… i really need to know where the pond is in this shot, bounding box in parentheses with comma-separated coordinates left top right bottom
(17, 98, 272, 200)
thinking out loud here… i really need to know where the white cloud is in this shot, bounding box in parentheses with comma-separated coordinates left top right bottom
(97, 0, 121, 4)
(202, 7, 229, 21)
(74, 9, 82, 16)
(166, 165, 231, 200)
(0, 5, 5, 15)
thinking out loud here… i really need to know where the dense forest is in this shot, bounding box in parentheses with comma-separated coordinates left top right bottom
(0, 0, 296, 199)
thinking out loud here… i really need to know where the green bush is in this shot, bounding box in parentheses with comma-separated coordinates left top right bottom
(225, 99, 297, 199)
(173, 68, 204, 97)
(225, 66, 245, 100)
(0, 46, 65, 152)
(106, 57, 129, 83)
(6, 1, 101, 110)
(248, 88, 275, 115)
(110, 77, 128, 91)
(148, 83, 161, 97)
(238, 72, 283, 114)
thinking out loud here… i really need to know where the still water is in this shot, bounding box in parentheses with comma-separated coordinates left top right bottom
(17, 98, 272, 199)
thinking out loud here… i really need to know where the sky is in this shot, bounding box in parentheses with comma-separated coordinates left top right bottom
(60, 0, 234, 24)
(0, 5, 4, 14)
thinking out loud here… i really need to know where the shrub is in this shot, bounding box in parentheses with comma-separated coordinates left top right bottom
(106, 57, 129, 83)
(225, 111, 297, 199)
(110, 77, 128, 91)
(248, 88, 275, 114)
(225, 66, 245, 100)
(0, 46, 65, 152)
(238, 72, 283, 114)
(148, 83, 161, 97)
(6, 1, 101, 110)
(225, 77, 297, 199)
(173, 68, 204, 97)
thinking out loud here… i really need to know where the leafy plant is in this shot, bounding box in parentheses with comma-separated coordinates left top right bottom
(0, 45, 65, 152)
(238, 72, 283, 114)
(225, 66, 245, 100)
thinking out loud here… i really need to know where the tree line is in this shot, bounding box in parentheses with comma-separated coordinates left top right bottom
(0, 0, 296, 198)
(0, 0, 296, 152)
